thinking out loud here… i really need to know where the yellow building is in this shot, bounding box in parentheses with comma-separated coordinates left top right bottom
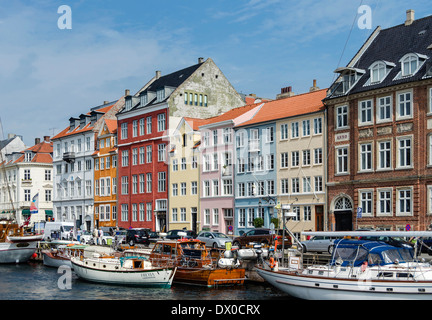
(168, 117, 209, 233)
(94, 119, 118, 229)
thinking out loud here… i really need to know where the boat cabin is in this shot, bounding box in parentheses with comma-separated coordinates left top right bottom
(330, 239, 414, 267)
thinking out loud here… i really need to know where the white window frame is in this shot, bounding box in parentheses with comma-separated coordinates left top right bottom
(359, 189, 373, 217)
(376, 95, 392, 123)
(358, 99, 373, 126)
(377, 140, 392, 170)
(396, 187, 413, 216)
(396, 89, 413, 120)
(396, 135, 413, 169)
(359, 142, 373, 172)
(336, 145, 349, 174)
(336, 105, 348, 129)
(377, 188, 392, 216)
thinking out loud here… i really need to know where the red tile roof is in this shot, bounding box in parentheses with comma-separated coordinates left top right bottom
(236, 89, 327, 127)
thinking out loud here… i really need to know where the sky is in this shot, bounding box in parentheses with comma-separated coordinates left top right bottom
(0, 0, 430, 146)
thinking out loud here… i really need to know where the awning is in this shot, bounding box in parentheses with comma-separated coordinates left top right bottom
(45, 210, 53, 216)
(22, 209, 31, 216)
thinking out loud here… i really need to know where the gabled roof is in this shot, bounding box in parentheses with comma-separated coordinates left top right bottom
(11, 140, 53, 165)
(327, 14, 432, 98)
(236, 89, 327, 128)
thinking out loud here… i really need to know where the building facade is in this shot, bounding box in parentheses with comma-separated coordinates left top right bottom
(0, 136, 53, 225)
(325, 11, 432, 231)
(116, 57, 244, 232)
(52, 100, 122, 231)
(93, 119, 118, 229)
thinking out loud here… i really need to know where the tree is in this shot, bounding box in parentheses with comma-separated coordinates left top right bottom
(253, 217, 264, 228)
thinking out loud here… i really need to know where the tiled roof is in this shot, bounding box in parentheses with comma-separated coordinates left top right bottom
(183, 117, 211, 131)
(236, 89, 327, 127)
(327, 14, 432, 98)
(8, 140, 53, 165)
(199, 102, 264, 128)
(104, 119, 118, 134)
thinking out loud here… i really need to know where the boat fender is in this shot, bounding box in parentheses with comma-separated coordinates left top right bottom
(269, 257, 276, 270)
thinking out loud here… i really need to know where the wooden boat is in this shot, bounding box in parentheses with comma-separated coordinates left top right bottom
(42, 244, 88, 268)
(149, 239, 246, 287)
(256, 231, 432, 300)
(0, 222, 43, 263)
(71, 255, 176, 288)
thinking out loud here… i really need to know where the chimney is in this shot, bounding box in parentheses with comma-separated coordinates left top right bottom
(125, 89, 130, 96)
(198, 57, 204, 64)
(44, 136, 50, 142)
(309, 79, 320, 92)
(276, 86, 295, 99)
(155, 70, 161, 79)
(405, 9, 415, 26)
(35, 138, 41, 145)
(103, 101, 109, 105)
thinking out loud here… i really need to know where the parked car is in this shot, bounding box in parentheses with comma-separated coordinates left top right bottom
(126, 228, 150, 246)
(301, 236, 337, 254)
(196, 231, 232, 248)
(148, 231, 161, 243)
(114, 229, 127, 245)
(101, 231, 115, 246)
(232, 228, 292, 249)
(165, 229, 197, 240)
(79, 230, 94, 244)
(419, 237, 432, 254)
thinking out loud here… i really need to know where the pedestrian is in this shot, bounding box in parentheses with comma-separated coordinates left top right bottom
(99, 228, 103, 245)
(93, 227, 98, 245)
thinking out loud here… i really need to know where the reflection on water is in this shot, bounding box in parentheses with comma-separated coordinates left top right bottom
(0, 262, 289, 300)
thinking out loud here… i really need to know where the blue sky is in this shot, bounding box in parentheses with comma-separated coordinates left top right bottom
(0, 0, 430, 146)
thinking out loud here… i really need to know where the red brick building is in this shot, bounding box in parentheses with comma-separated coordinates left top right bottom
(325, 11, 432, 231)
(116, 58, 244, 231)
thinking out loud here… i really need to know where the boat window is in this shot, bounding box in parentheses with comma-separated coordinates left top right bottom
(182, 249, 201, 259)
(378, 272, 394, 278)
(332, 246, 368, 266)
(153, 243, 162, 253)
(163, 245, 171, 254)
(368, 253, 383, 266)
(399, 248, 414, 261)
(396, 273, 413, 278)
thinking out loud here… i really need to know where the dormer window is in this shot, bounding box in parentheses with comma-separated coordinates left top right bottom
(24, 152, 32, 162)
(141, 94, 148, 106)
(157, 88, 165, 102)
(399, 53, 427, 77)
(367, 61, 395, 85)
(328, 67, 365, 97)
(125, 99, 132, 111)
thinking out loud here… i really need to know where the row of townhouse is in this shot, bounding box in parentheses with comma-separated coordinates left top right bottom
(28, 10, 432, 236)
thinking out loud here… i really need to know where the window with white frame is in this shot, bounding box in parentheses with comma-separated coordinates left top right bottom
(250, 129, 259, 151)
(157, 172, 166, 192)
(303, 150, 311, 166)
(291, 122, 299, 138)
(280, 123, 288, 140)
(132, 120, 138, 137)
(378, 140, 391, 169)
(291, 151, 299, 167)
(314, 148, 323, 165)
(121, 176, 128, 195)
(146, 173, 152, 193)
(377, 188, 392, 216)
(281, 179, 289, 194)
(265, 127, 274, 142)
(397, 136, 412, 168)
(314, 118, 322, 134)
(360, 190, 373, 216)
(213, 208, 219, 225)
(304, 206, 312, 221)
(191, 181, 197, 195)
(315, 176, 323, 192)
(397, 188, 412, 216)
(222, 179, 233, 195)
(172, 183, 178, 196)
(146, 203, 152, 221)
(121, 123, 128, 139)
(336, 105, 348, 129)
(247, 208, 254, 227)
(238, 208, 246, 227)
(360, 143, 373, 171)
(292, 178, 300, 194)
(204, 209, 210, 225)
(281, 152, 289, 168)
(157, 113, 166, 132)
(303, 177, 311, 193)
(377, 96, 392, 122)
(302, 120, 310, 137)
(397, 91, 412, 119)
(172, 208, 178, 222)
(146, 145, 152, 163)
(370, 61, 386, 83)
(157, 144, 166, 162)
(336, 146, 349, 174)
(181, 208, 186, 222)
(121, 204, 128, 222)
(401, 54, 419, 77)
(146, 117, 152, 134)
(359, 100, 373, 125)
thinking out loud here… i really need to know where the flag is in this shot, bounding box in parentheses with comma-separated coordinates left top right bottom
(30, 193, 39, 214)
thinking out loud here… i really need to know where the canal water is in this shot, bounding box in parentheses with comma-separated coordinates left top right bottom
(0, 261, 290, 301)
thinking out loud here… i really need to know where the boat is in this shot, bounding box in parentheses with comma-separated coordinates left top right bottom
(0, 222, 43, 263)
(42, 243, 87, 268)
(256, 231, 432, 300)
(149, 238, 246, 287)
(70, 255, 176, 288)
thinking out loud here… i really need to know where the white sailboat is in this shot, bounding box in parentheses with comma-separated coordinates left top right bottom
(256, 231, 432, 300)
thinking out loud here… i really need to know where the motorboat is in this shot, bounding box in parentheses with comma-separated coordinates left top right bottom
(150, 238, 246, 287)
(42, 243, 88, 268)
(71, 254, 176, 288)
(256, 231, 432, 300)
(0, 222, 43, 263)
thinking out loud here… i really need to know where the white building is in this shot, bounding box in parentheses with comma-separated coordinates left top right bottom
(0, 136, 53, 225)
(52, 99, 123, 231)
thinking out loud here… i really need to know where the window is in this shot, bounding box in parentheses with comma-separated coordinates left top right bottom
(146, 117, 152, 134)
(213, 209, 219, 225)
(280, 153, 289, 168)
(158, 144, 166, 162)
(359, 100, 373, 124)
(158, 172, 166, 192)
(146, 145, 152, 163)
(191, 181, 197, 195)
(172, 183, 178, 196)
(121, 176, 128, 195)
(302, 150, 311, 166)
(281, 179, 289, 194)
(121, 123, 128, 139)
(146, 173, 152, 193)
(397, 188, 412, 216)
(314, 176, 323, 192)
(132, 120, 138, 137)
(157, 113, 166, 132)
(238, 182, 246, 197)
(157, 89, 165, 101)
(146, 203, 152, 221)
(360, 143, 372, 171)
(139, 118, 145, 135)
(291, 151, 299, 167)
(181, 208, 187, 222)
(121, 204, 128, 222)
(378, 141, 391, 170)
(291, 122, 299, 138)
(223, 128, 232, 144)
(139, 174, 145, 193)
(398, 137, 412, 168)
(360, 191, 373, 216)
(397, 91, 412, 119)
(139, 147, 145, 164)
(304, 206, 312, 221)
(204, 181, 210, 197)
(314, 148, 323, 165)
(313, 118, 322, 134)
(336, 105, 348, 129)
(222, 179, 233, 195)
(302, 120, 310, 137)
(139, 204, 145, 221)
(280, 124, 288, 140)
(132, 148, 137, 165)
(336, 146, 349, 174)
(121, 150, 128, 167)
(292, 178, 300, 194)
(401, 54, 419, 76)
(303, 177, 311, 193)
(181, 182, 187, 196)
(377, 96, 392, 122)
(250, 129, 259, 151)
(371, 62, 386, 83)
(378, 189, 392, 216)
(204, 209, 211, 225)
(265, 127, 274, 142)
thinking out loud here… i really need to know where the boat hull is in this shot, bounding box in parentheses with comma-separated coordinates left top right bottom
(71, 258, 175, 288)
(256, 267, 432, 300)
(174, 267, 245, 287)
(42, 251, 72, 268)
(0, 241, 39, 264)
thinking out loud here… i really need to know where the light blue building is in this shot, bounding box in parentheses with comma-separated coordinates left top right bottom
(233, 121, 277, 235)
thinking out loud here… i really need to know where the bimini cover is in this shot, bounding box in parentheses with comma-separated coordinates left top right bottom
(330, 239, 414, 267)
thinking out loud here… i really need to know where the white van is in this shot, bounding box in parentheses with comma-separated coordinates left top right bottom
(43, 222, 75, 241)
